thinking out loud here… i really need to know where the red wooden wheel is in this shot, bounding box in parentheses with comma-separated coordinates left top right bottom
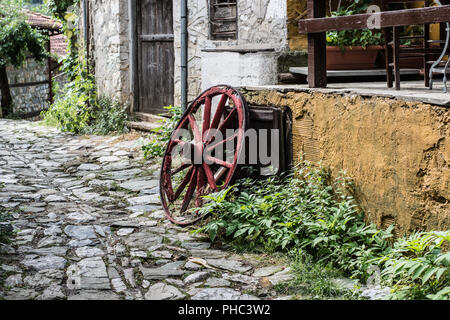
(159, 85, 248, 226)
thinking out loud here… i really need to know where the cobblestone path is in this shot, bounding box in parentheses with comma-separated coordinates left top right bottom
(0, 120, 293, 300)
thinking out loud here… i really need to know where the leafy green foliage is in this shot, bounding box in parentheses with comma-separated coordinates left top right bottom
(46, 0, 78, 21)
(142, 105, 183, 159)
(274, 250, 358, 300)
(42, 66, 129, 135)
(24, 0, 51, 15)
(0, 0, 48, 68)
(0, 0, 48, 116)
(194, 163, 449, 299)
(46, 0, 80, 79)
(83, 97, 129, 135)
(372, 231, 450, 300)
(42, 59, 96, 133)
(194, 164, 393, 280)
(326, 1, 384, 50)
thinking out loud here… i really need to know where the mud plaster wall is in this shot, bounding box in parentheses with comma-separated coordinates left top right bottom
(243, 89, 450, 234)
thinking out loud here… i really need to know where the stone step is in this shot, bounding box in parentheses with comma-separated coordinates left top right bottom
(127, 121, 161, 132)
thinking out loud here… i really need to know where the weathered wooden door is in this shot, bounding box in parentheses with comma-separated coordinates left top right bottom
(137, 0, 174, 114)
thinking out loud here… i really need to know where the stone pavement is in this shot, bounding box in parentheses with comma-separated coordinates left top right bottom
(0, 120, 293, 300)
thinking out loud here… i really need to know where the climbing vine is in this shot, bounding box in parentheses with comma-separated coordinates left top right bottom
(42, 0, 129, 135)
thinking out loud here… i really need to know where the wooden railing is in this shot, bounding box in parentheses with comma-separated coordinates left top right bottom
(299, 0, 450, 88)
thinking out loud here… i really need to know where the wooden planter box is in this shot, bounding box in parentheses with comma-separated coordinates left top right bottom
(326, 45, 383, 70)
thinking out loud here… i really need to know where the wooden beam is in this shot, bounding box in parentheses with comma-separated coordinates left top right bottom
(128, 0, 138, 113)
(307, 0, 327, 88)
(299, 5, 450, 34)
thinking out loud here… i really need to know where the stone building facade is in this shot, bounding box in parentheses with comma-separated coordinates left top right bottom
(85, 0, 305, 110)
(88, 0, 131, 105)
(173, 0, 289, 104)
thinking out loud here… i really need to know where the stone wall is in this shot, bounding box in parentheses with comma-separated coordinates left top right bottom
(1, 59, 50, 116)
(89, 0, 130, 105)
(174, 0, 288, 106)
(243, 89, 450, 235)
(88, 0, 290, 109)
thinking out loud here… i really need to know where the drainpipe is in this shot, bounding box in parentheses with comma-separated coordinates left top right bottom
(181, 0, 188, 112)
(82, 0, 90, 70)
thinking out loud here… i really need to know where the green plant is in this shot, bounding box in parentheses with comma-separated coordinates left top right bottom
(373, 231, 450, 300)
(46, 0, 79, 75)
(142, 105, 183, 159)
(274, 249, 359, 300)
(83, 96, 129, 135)
(194, 162, 449, 299)
(194, 164, 393, 281)
(42, 58, 97, 133)
(0, 0, 48, 117)
(326, 1, 384, 50)
(0, 211, 13, 245)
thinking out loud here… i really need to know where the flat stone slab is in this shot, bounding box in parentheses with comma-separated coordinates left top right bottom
(253, 265, 285, 277)
(119, 179, 159, 192)
(127, 195, 161, 206)
(204, 277, 231, 288)
(124, 232, 163, 250)
(144, 283, 186, 300)
(21, 255, 67, 271)
(140, 262, 186, 280)
(191, 288, 259, 300)
(206, 258, 252, 273)
(64, 225, 97, 240)
(68, 291, 120, 300)
(75, 247, 105, 258)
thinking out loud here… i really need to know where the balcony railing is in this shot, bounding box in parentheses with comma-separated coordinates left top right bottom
(299, 0, 450, 89)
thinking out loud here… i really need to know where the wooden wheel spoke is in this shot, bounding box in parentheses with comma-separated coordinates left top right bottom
(210, 94, 228, 129)
(206, 132, 238, 152)
(180, 168, 197, 213)
(188, 115, 202, 144)
(172, 166, 195, 201)
(206, 156, 233, 169)
(202, 163, 218, 192)
(202, 97, 212, 137)
(217, 108, 237, 135)
(171, 163, 192, 176)
(172, 139, 188, 149)
(195, 168, 206, 207)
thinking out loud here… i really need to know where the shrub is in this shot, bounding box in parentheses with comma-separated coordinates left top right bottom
(193, 163, 449, 299)
(42, 62, 96, 133)
(194, 164, 393, 280)
(373, 231, 450, 300)
(84, 97, 129, 135)
(42, 61, 129, 135)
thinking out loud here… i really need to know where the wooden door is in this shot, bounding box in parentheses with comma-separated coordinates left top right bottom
(137, 0, 174, 114)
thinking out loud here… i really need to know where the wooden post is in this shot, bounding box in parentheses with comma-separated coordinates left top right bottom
(47, 30, 53, 104)
(128, 0, 138, 113)
(307, 0, 327, 88)
(393, 26, 401, 90)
